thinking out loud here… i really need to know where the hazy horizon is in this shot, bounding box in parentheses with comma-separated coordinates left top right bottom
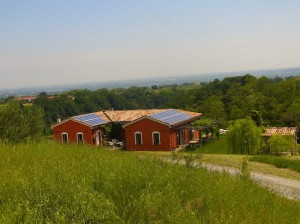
(1, 1, 300, 89)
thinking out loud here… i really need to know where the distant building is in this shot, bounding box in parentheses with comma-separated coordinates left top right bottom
(52, 109, 202, 151)
(15, 95, 74, 103)
(262, 127, 297, 137)
(15, 96, 38, 103)
(262, 127, 298, 154)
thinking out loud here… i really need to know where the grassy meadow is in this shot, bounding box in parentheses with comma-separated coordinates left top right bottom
(187, 135, 230, 154)
(1, 141, 300, 223)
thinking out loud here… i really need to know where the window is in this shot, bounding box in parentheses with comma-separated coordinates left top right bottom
(61, 132, 68, 143)
(134, 132, 143, 145)
(152, 131, 160, 145)
(77, 132, 84, 144)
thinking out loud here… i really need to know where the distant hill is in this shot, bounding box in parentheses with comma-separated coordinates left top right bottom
(1, 67, 299, 98)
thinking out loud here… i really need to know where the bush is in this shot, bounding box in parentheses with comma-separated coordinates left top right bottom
(268, 135, 296, 155)
(0, 101, 45, 144)
(241, 157, 250, 179)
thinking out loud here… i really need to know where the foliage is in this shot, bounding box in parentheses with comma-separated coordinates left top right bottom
(3, 74, 299, 133)
(268, 135, 296, 155)
(227, 119, 262, 154)
(250, 110, 263, 126)
(182, 153, 202, 168)
(0, 141, 300, 223)
(192, 118, 217, 137)
(250, 155, 300, 173)
(240, 157, 250, 179)
(0, 101, 45, 144)
(197, 96, 226, 121)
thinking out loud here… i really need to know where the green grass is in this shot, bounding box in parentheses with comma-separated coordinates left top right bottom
(0, 141, 300, 223)
(250, 155, 300, 173)
(0, 104, 7, 110)
(186, 135, 230, 154)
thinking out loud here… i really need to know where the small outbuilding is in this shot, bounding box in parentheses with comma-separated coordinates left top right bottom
(262, 127, 298, 154)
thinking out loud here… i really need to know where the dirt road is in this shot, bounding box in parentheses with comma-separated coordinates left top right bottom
(202, 163, 300, 200)
(161, 157, 300, 200)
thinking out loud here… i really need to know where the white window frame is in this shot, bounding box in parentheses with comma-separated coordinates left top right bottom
(61, 132, 68, 143)
(76, 132, 84, 144)
(152, 131, 161, 145)
(134, 131, 143, 145)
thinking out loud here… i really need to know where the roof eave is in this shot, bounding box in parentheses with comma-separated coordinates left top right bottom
(123, 116, 171, 128)
(171, 115, 203, 128)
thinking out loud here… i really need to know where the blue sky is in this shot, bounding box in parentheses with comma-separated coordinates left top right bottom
(1, 0, 300, 88)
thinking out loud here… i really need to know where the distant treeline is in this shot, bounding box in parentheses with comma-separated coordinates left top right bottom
(12, 74, 300, 132)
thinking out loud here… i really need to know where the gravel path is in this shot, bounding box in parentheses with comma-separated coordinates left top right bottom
(161, 157, 300, 200)
(202, 163, 300, 200)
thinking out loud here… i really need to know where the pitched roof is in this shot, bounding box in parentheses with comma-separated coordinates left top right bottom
(72, 113, 107, 126)
(124, 109, 202, 127)
(262, 127, 297, 136)
(52, 109, 202, 129)
(101, 109, 164, 122)
(149, 109, 194, 125)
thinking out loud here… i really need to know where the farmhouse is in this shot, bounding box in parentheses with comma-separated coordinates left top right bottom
(52, 109, 202, 151)
(262, 127, 297, 137)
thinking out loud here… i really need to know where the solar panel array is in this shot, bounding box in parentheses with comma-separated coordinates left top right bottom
(73, 114, 107, 126)
(149, 109, 193, 125)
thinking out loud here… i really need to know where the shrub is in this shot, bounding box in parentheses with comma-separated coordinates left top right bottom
(240, 157, 250, 179)
(0, 101, 45, 144)
(268, 135, 295, 155)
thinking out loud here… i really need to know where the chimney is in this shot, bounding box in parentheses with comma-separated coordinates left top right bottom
(57, 115, 61, 123)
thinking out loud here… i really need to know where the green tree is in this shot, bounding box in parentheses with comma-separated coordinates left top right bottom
(268, 135, 295, 155)
(0, 101, 45, 144)
(250, 110, 263, 126)
(200, 96, 226, 121)
(227, 118, 262, 154)
(192, 118, 217, 137)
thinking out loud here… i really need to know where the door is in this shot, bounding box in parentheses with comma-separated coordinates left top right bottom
(177, 129, 184, 145)
(96, 131, 100, 146)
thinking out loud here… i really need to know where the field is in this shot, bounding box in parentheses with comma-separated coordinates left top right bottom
(1, 141, 300, 223)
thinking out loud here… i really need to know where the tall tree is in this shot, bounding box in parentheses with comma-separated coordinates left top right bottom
(227, 118, 262, 154)
(0, 101, 45, 144)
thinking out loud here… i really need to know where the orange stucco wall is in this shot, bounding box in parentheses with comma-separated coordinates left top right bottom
(53, 120, 103, 145)
(125, 118, 177, 151)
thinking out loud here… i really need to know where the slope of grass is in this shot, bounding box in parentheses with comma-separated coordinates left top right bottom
(187, 135, 230, 154)
(250, 155, 300, 173)
(0, 141, 300, 223)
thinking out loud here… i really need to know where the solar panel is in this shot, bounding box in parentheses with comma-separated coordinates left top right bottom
(73, 114, 107, 126)
(149, 109, 193, 125)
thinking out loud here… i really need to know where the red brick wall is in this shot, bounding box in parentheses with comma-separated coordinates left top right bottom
(53, 120, 103, 145)
(125, 118, 175, 151)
